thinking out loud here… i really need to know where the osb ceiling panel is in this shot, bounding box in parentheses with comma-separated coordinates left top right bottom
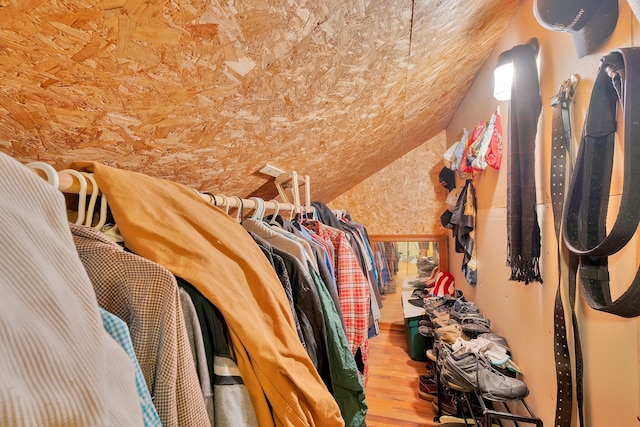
(0, 0, 520, 202)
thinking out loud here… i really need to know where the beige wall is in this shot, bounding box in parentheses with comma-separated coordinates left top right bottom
(328, 132, 448, 235)
(448, 1, 640, 426)
(334, 1, 640, 425)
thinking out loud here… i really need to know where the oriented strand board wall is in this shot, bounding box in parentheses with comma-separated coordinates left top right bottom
(328, 131, 448, 235)
(0, 0, 413, 202)
(0, 0, 518, 202)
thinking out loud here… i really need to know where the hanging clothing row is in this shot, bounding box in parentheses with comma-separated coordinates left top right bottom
(372, 241, 400, 293)
(5, 153, 382, 427)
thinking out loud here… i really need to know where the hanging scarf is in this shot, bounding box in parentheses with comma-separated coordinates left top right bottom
(506, 43, 543, 284)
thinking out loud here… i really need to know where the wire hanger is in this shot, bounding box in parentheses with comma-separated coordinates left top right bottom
(60, 169, 87, 225)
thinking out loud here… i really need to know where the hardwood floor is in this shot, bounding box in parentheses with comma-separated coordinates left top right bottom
(365, 278, 439, 427)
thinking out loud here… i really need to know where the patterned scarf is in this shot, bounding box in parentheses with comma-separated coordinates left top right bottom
(506, 43, 543, 284)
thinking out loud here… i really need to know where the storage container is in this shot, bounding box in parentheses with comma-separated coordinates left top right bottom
(404, 315, 429, 362)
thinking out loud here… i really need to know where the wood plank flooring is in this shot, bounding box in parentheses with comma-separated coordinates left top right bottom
(365, 285, 439, 427)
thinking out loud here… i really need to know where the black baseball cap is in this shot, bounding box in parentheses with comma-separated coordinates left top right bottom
(438, 167, 456, 192)
(534, 0, 618, 58)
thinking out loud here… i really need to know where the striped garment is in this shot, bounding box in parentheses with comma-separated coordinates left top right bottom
(0, 152, 143, 426)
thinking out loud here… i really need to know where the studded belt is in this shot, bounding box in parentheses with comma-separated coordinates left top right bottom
(550, 74, 582, 427)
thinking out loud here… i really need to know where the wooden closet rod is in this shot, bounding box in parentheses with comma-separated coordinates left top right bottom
(26, 163, 98, 194)
(28, 163, 313, 215)
(56, 174, 306, 213)
(203, 194, 312, 213)
(59, 171, 96, 193)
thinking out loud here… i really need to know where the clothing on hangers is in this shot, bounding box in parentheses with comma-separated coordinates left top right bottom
(37, 158, 373, 426)
(70, 160, 345, 427)
(0, 153, 144, 427)
(71, 223, 210, 427)
(23, 157, 376, 426)
(307, 266, 368, 427)
(244, 218, 330, 379)
(178, 288, 215, 424)
(269, 214, 343, 325)
(255, 215, 366, 427)
(249, 231, 307, 346)
(302, 218, 371, 385)
(312, 201, 346, 231)
(339, 217, 382, 339)
(100, 309, 162, 426)
(178, 279, 260, 427)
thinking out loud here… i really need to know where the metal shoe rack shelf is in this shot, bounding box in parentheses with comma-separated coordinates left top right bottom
(429, 345, 543, 426)
(474, 392, 543, 427)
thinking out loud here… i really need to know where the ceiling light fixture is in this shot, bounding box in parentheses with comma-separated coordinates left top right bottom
(494, 51, 514, 101)
(259, 164, 285, 178)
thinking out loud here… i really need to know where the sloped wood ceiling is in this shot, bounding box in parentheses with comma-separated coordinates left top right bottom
(0, 0, 519, 202)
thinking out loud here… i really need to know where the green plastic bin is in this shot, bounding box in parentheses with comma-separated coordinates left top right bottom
(404, 315, 428, 362)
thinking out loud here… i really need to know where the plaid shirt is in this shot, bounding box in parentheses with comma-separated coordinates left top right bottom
(100, 309, 162, 427)
(72, 224, 210, 427)
(302, 220, 371, 384)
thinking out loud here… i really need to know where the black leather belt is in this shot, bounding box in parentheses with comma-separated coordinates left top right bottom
(550, 75, 583, 427)
(563, 48, 640, 318)
(550, 76, 576, 238)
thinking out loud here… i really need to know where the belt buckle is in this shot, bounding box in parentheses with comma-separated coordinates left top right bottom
(551, 75, 578, 106)
(601, 54, 625, 93)
(605, 63, 625, 82)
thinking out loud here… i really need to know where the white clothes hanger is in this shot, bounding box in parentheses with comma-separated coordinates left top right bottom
(202, 192, 215, 205)
(302, 175, 312, 220)
(268, 199, 280, 225)
(80, 172, 99, 227)
(215, 194, 230, 214)
(231, 196, 243, 222)
(27, 162, 60, 188)
(95, 193, 109, 230)
(78, 172, 109, 230)
(249, 197, 266, 220)
(60, 169, 87, 225)
(258, 198, 266, 220)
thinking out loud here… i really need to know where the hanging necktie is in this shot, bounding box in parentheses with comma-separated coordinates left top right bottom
(550, 75, 583, 427)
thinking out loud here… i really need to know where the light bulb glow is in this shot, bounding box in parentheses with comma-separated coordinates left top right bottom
(494, 62, 514, 101)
